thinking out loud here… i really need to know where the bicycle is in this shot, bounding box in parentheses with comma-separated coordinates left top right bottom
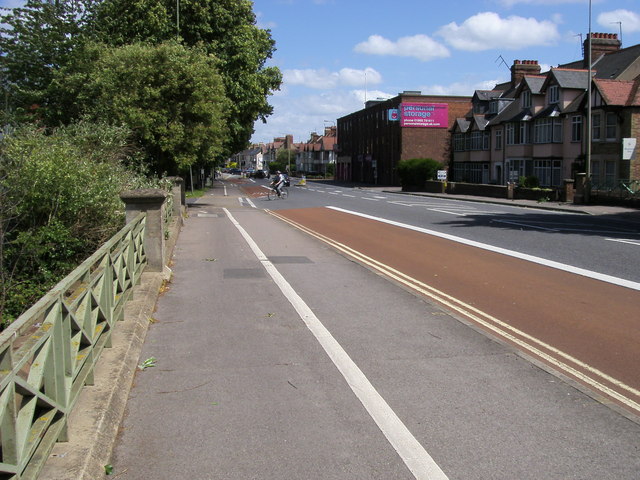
(267, 186, 288, 200)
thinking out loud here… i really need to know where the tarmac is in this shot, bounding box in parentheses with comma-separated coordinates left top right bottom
(39, 181, 640, 479)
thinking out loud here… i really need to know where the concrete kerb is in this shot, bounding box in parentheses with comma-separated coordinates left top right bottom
(39, 215, 183, 480)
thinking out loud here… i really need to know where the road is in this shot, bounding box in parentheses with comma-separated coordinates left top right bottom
(109, 177, 640, 480)
(233, 176, 640, 415)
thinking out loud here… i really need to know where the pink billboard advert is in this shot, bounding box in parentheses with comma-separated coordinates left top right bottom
(400, 103, 448, 128)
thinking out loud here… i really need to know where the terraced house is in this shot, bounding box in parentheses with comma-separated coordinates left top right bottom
(451, 33, 640, 191)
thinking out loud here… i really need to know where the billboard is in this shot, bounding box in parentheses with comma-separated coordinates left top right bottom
(400, 103, 448, 128)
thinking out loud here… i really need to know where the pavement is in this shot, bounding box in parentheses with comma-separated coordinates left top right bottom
(39, 181, 640, 480)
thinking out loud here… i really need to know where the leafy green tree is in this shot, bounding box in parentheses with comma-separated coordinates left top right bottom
(0, 0, 97, 121)
(89, 0, 282, 158)
(48, 41, 229, 174)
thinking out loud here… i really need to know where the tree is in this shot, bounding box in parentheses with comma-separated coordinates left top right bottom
(0, 0, 98, 121)
(48, 41, 229, 174)
(89, 0, 282, 159)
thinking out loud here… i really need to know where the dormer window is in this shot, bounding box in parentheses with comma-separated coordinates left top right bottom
(521, 90, 531, 108)
(548, 85, 559, 104)
(489, 101, 498, 114)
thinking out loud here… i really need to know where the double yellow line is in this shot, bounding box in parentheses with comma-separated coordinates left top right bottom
(267, 209, 640, 416)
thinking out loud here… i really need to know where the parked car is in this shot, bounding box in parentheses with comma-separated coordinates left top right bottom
(251, 170, 267, 179)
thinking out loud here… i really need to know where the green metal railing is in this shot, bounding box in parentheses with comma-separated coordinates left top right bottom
(0, 213, 147, 479)
(591, 179, 640, 200)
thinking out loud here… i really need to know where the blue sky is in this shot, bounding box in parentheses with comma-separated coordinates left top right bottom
(3, 0, 639, 147)
(251, 0, 640, 145)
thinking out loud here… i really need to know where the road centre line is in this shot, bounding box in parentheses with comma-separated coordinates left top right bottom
(224, 208, 449, 480)
(428, 209, 468, 217)
(267, 209, 640, 414)
(492, 219, 559, 231)
(328, 206, 640, 291)
(606, 238, 640, 246)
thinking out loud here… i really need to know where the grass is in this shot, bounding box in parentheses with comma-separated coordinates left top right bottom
(186, 188, 206, 198)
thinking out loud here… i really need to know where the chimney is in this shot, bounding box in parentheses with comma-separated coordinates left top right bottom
(584, 33, 621, 67)
(511, 60, 541, 88)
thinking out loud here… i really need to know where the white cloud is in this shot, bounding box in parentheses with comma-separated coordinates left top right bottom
(354, 34, 450, 62)
(597, 10, 640, 33)
(437, 12, 560, 51)
(251, 88, 394, 144)
(497, 0, 591, 6)
(284, 67, 381, 90)
(419, 78, 508, 96)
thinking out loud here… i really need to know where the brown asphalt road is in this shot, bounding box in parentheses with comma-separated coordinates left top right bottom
(273, 206, 640, 416)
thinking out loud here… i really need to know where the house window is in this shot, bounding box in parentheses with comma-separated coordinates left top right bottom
(521, 90, 531, 108)
(483, 131, 490, 150)
(605, 161, 616, 187)
(489, 101, 498, 114)
(453, 133, 465, 151)
(591, 160, 600, 186)
(495, 129, 503, 150)
(533, 159, 562, 186)
(571, 115, 582, 142)
(506, 122, 529, 144)
(548, 85, 559, 104)
(592, 113, 601, 141)
(606, 112, 617, 141)
(534, 118, 562, 143)
(471, 131, 483, 150)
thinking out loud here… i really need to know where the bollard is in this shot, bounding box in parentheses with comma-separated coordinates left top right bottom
(120, 189, 167, 273)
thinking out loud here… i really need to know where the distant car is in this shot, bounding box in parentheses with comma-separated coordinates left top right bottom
(228, 168, 241, 175)
(251, 170, 266, 179)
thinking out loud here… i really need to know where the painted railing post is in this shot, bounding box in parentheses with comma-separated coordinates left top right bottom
(166, 176, 185, 220)
(120, 189, 167, 272)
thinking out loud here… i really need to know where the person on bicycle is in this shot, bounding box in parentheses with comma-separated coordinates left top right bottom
(271, 170, 284, 197)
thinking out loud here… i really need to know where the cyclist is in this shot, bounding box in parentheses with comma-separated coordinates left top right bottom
(270, 170, 285, 197)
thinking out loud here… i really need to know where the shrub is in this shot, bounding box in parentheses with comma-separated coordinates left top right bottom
(397, 158, 442, 189)
(0, 120, 157, 325)
(518, 175, 540, 188)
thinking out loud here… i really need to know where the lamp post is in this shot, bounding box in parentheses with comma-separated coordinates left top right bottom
(585, 0, 592, 202)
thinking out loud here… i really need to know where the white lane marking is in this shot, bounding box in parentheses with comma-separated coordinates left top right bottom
(428, 209, 467, 217)
(224, 186, 228, 196)
(328, 206, 640, 291)
(269, 211, 640, 412)
(492, 219, 559, 231)
(342, 194, 356, 198)
(224, 208, 449, 480)
(246, 198, 257, 209)
(606, 238, 640, 246)
(362, 197, 379, 201)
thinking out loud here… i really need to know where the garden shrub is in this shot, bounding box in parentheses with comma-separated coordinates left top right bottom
(397, 158, 442, 189)
(0, 121, 159, 326)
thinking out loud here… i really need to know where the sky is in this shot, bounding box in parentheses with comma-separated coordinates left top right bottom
(2, 0, 639, 148)
(250, 0, 640, 145)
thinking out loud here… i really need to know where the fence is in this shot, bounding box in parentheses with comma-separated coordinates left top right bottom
(0, 214, 146, 479)
(0, 178, 183, 479)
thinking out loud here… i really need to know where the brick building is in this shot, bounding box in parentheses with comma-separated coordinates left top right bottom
(336, 92, 471, 185)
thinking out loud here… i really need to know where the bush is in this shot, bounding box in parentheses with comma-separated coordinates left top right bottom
(397, 158, 442, 189)
(518, 175, 540, 188)
(0, 121, 158, 326)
